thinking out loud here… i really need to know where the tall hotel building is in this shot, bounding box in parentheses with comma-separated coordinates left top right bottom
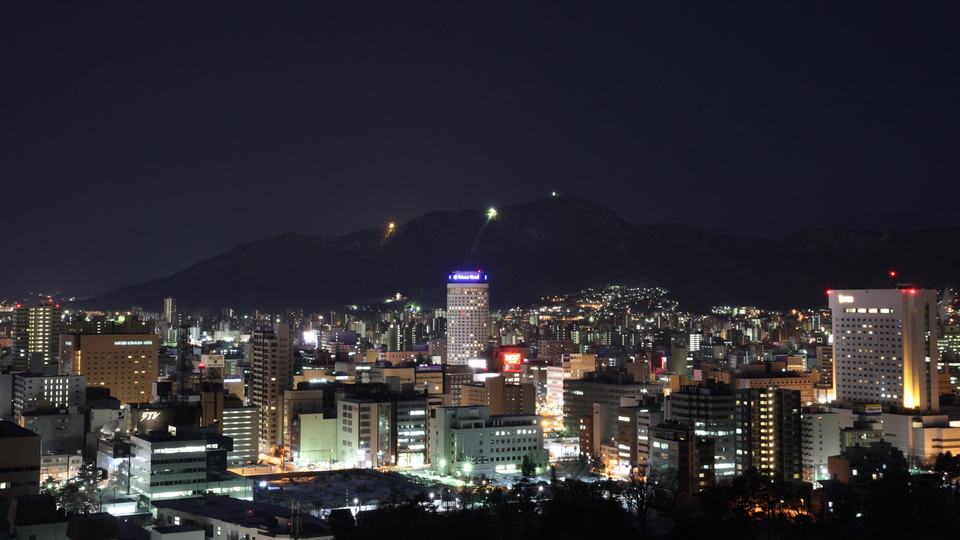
(59, 333, 159, 405)
(829, 288, 939, 413)
(251, 324, 294, 454)
(445, 271, 489, 366)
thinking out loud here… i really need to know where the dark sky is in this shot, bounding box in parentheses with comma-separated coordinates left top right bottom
(2, 2, 959, 300)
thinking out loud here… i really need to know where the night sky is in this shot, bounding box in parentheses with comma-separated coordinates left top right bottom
(2, 2, 958, 300)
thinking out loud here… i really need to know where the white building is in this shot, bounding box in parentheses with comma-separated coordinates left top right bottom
(429, 405, 549, 477)
(446, 271, 490, 366)
(545, 366, 567, 412)
(336, 394, 431, 469)
(130, 426, 252, 506)
(878, 412, 960, 466)
(222, 406, 258, 467)
(830, 288, 939, 412)
(800, 411, 842, 483)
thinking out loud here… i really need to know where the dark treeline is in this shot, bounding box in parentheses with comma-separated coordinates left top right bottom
(330, 464, 960, 540)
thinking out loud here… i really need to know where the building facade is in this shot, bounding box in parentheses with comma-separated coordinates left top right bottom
(666, 383, 736, 476)
(734, 387, 802, 481)
(446, 271, 490, 365)
(800, 411, 842, 483)
(251, 324, 294, 454)
(830, 288, 939, 412)
(13, 300, 62, 372)
(562, 370, 662, 439)
(59, 333, 159, 405)
(129, 426, 251, 507)
(0, 420, 42, 519)
(13, 373, 86, 419)
(429, 406, 548, 476)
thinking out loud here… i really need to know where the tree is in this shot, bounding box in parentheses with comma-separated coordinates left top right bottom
(47, 461, 107, 514)
(933, 451, 960, 494)
(520, 455, 536, 479)
(590, 454, 606, 478)
(554, 454, 591, 481)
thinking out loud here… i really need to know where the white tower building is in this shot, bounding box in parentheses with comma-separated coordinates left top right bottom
(446, 271, 490, 366)
(829, 288, 939, 413)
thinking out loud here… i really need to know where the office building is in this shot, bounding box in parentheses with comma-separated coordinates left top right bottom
(800, 411, 842, 483)
(60, 333, 159, 405)
(538, 339, 578, 358)
(460, 376, 536, 415)
(830, 288, 939, 412)
(614, 401, 663, 473)
(13, 373, 86, 419)
(222, 400, 259, 467)
(251, 324, 294, 454)
(39, 452, 83, 482)
(282, 387, 334, 465)
(336, 391, 431, 468)
(816, 345, 835, 401)
(734, 387, 802, 481)
(443, 364, 474, 406)
(562, 370, 662, 440)
(666, 382, 736, 476)
(13, 300, 62, 372)
(736, 362, 820, 405)
(938, 324, 960, 389)
(446, 271, 490, 365)
(648, 421, 715, 503)
(129, 425, 252, 505)
(0, 420, 42, 519)
(429, 406, 548, 476)
(19, 406, 86, 455)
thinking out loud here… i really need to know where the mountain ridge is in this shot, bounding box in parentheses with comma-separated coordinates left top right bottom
(80, 195, 960, 313)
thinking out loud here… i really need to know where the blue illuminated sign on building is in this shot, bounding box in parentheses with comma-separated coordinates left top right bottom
(448, 271, 488, 283)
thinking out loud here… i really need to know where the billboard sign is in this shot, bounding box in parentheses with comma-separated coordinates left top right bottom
(201, 354, 225, 367)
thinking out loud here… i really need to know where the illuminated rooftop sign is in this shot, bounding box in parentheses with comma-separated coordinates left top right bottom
(448, 271, 488, 283)
(838, 295, 854, 303)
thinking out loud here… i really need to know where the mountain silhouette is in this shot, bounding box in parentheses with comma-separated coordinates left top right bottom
(82, 195, 960, 314)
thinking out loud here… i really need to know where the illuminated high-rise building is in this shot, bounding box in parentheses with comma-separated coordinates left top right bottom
(734, 387, 802, 481)
(829, 288, 939, 413)
(445, 271, 489, 366)
(163, 297, 177, 323)
(251, 324, 294, 454)
(13, 300, 62, 372)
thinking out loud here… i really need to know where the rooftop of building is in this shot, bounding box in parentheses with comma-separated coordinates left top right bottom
(153, 524, 205, 534)
(152, 496, 333, 537)
(0, 419, 41, 438)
